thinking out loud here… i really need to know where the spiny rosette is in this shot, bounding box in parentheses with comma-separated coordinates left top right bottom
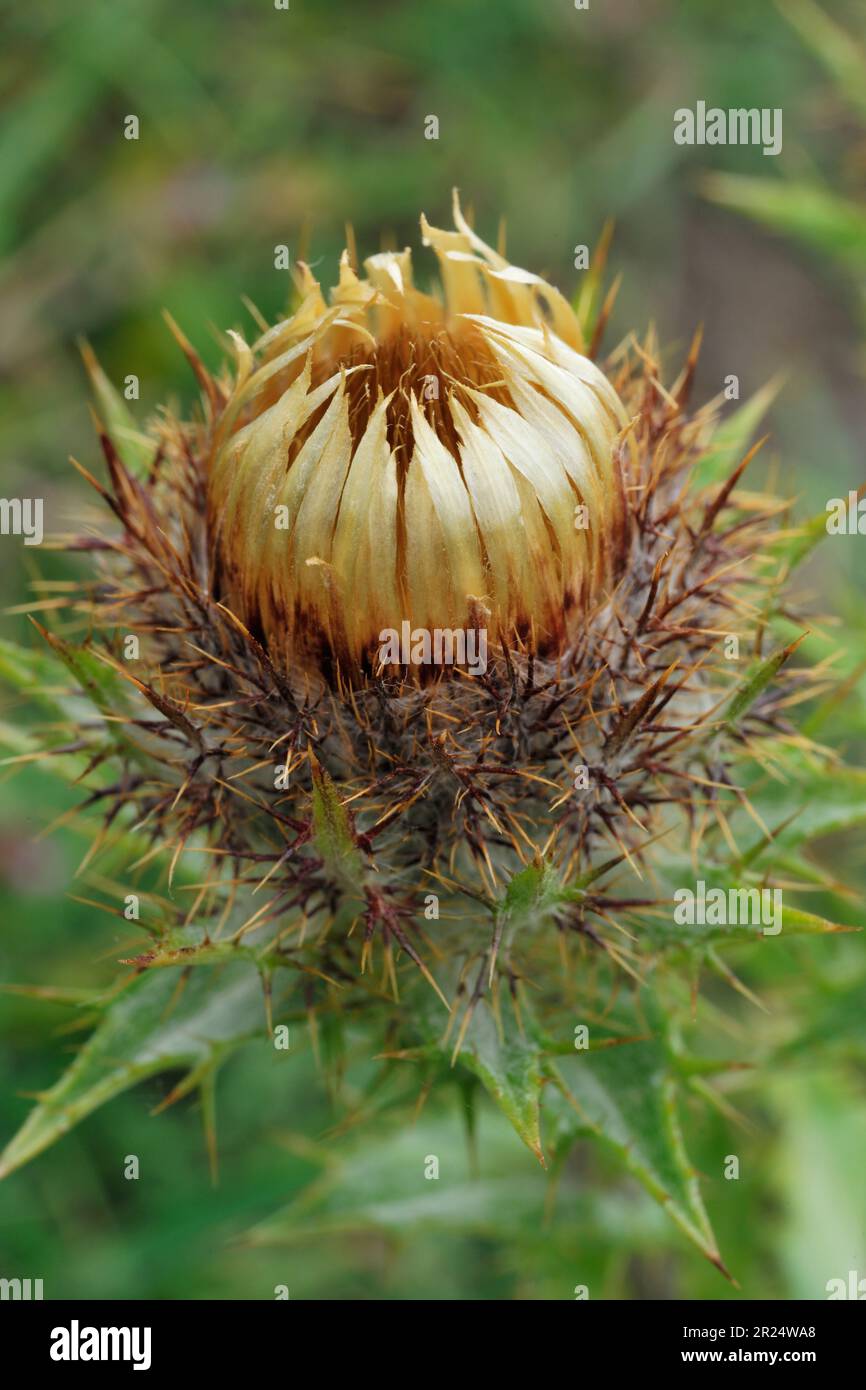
(64, 194, 799, 1013)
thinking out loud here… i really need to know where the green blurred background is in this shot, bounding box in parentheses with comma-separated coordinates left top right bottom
(1, 0, 865, 1299)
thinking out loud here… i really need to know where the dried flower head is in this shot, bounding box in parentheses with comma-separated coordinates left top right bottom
(208, 193, 628, 682)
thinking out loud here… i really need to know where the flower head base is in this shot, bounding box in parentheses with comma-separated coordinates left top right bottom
(208, 194, 628, 683)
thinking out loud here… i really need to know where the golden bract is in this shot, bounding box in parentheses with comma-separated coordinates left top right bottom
(207, 194, 628, 680)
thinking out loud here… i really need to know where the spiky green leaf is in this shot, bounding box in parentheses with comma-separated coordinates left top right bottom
(546, 1024, 727, 1274)
(455, 993, 545, 1165)
(0, 963, 280, 1180)
(724, 636, 804, 727)
(694, 376, 783, 487)
(80, 340, 158, 477)
(309, 756, 365, 890)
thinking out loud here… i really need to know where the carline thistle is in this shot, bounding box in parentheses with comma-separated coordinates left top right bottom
(51, 191, 805, 1074)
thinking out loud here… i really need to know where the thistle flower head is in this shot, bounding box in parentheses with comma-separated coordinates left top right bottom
(208, 193, 627, 682)
(42, 196, 808, 1069)
(3, 188, 834, 1274)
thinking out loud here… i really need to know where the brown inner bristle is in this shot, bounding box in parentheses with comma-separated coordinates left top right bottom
(304, 321, 514, 475)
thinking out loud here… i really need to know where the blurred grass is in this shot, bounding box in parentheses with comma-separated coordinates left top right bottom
(1, 0, 865, 1299)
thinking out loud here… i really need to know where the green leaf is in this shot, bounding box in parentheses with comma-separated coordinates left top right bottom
(407, 955, 546, 1164)
(309, 756, 364, 890)
(243, 1109, 549, 1247)
(766, 1072, 866, 1298)
(732, 763, 866, 862)
(774, 973, 866, 1062)
(485, 855, 568, 975)
(0, 962, 278, 1180)
(779, 0, 866, 121)
(16, 624, 177, 774)
(768, 505, 829, 570)
(423, 858, 590, 1162)
(702, 172, 866, 268)
(636, 857, 855, 951)
(775, 905, 857, 938)
(501, 856, 562, 919)
(80, 340, 157, 477)
(32, 624, 129, 724)
(455, 992, 545, 1166)
(0, 633, 137, 763)
(0, 717, 208, 895)
(0, 635, 98, 721)
(547, 1022, 727, 1274)
(0, 718, 96, 783)
(6, 624, 148, 769)
(723, 635, 805, 727)
(693, 376, 783, 487)
(119, 924, 336, 983)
